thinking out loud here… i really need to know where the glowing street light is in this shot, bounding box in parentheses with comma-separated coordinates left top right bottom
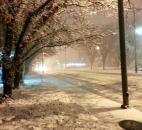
(34, 64, 48, 74)
(134, 27, 142, 73)
(96, 46, 100, 50)
(135, 27, 142, 35)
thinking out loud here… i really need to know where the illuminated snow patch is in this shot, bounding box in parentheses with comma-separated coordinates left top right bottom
(66, 63, 86, 68)
(0, 84, 3, 88)
(135, 27, 142, 35)
(24, 79, 43, 86)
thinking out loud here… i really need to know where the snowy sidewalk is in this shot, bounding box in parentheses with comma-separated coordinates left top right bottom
(68, 89, 142, 130)
(88, 96, 142, 121)
(88, 93, 142, 121)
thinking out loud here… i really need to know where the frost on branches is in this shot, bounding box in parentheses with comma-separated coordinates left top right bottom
(0, 0, 129, 98)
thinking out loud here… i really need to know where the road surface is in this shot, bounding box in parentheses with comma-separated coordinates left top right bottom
(24, 71, 142, 112)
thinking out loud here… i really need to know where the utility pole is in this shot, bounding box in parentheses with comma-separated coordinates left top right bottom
(118, 0, 129, 108)
(41, 43, 44, 83)
(133, 5, 138, 73)
(40, 51, 43, 82)
(65, 46, 67, 69)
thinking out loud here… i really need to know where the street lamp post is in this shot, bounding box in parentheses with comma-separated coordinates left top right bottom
(118, 0, 129, 108)
(65, 46, 67, 69)
(132, 4, 138, 73)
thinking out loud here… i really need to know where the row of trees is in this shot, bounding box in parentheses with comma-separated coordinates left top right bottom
(80, 26, 142, 70)
(0, 0, 132, 99)
(0, 0, 72, 98)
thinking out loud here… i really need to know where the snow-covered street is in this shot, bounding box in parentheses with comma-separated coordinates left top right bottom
(24, 70, 142, 111)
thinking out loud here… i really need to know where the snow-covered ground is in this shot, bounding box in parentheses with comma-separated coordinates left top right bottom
(24, 70, 142, 111)
(0, 70, 142, 130)
(0, 84, 3, 88)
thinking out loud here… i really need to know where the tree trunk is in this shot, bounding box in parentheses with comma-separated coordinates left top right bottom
(90, 62, 93, 70)
(90, 56, 95, 70)
(103, 61, 105, 70)
(24, 59, 31, 75)
(102, 56, 107, 70)
(2, 23, 14, 97)
(13, 64, 24, 89)
(2, 70, 13, 97)
(13, 43, 27, 88)
(2, 58, 14, 97)
(13, 71, 21, 89)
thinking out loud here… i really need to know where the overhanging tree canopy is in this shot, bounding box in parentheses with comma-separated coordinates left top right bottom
(0, 0, 129, 101)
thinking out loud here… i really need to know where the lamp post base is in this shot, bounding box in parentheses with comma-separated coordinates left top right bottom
(121, 104, 129, 109)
